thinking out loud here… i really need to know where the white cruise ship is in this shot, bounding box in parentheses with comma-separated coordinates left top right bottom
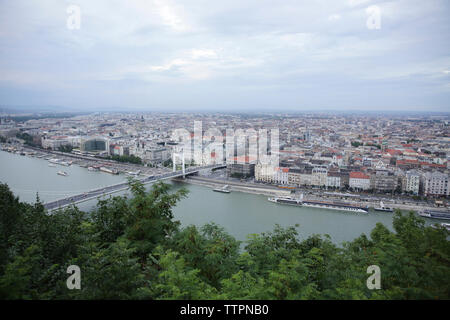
(268, 195, 369, 213)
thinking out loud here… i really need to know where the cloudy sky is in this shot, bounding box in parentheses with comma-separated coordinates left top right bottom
(0, 0, 449, 112)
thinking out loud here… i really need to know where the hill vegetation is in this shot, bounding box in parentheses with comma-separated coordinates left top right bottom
(0, 180, 449, 299)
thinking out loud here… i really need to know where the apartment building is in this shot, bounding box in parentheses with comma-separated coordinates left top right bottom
(326, 172, 341, 189)
(227, 156, 256, 178)
(255, 163, 272, 182)
(422, 171, 449, 196)
(41, 136, 71, 150)
(311, 167, 328, 187)
(287, 168, 300, 186)
(349, 171, 371, 190)
(371, 170, 398, 193)
(402, 170, 421, 195)
(256, 164, 290, 185)
(274, 167, 289, 185)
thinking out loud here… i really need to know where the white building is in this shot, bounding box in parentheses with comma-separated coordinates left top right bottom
(255, 163, 275, 183)
(130, 143, 170, 164)
(111, 145, 124, 156)
(41, 136, 71, 150)
(274, 167, 289, 185)
(422, 171, 449, 196)
(349, 172, 371, 190)
(311, 167, 328, 187)
(255, 164, 289, 185)
(403, 170, 420, 195)
(326, 172, 341, 189)
(287, 170, 302, 186)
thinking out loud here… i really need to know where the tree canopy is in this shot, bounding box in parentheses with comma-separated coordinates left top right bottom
(0, 181, 448, 300)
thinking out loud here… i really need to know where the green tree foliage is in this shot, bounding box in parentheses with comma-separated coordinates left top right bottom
(0, 245, 43, 299)
(16, 132, 38, 147)
(162, 158, 173, 168)
(0, 180, 448, 300)
(147, 249, 217, 299)
(124, 180, 188, 263)
(167, 223, 240, 288)
(91, 196, 129, 245)
(58, 145, 73, 153)
(0, 183, 26, 271)
(106, 154, 142, 164)
(351, 141, 363, 148)
(71, 238, 144, 299)
(366, 143, 381, 149)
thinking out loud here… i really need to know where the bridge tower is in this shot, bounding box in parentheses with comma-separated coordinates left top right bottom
(172, 152, 176, 172)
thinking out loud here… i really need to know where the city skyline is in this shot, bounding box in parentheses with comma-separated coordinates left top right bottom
(0, 0, 449, 112)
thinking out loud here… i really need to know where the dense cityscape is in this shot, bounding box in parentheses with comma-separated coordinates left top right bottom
(1, 112, 449, 202)
(1, 110, 449, 304)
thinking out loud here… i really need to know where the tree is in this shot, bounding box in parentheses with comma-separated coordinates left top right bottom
(0, 245, 43, 299)
(219, 270, 268, 299)
(0, 181, 449, 300)
(58, 145, 73, 153)
(16, 132, 37, 147)
(72, 238, 144, 299)
(106, 154, 142, 165)
(145, 249, 217, 300)
(125, 179, 188, 263)
(244, 224, 303, 276)
(163, 158, 173, 168)
(264, 254, 319, 299)
(91, 196, 129, 245)
(0, 183, 26, 271)
(168, 223, 240, 288)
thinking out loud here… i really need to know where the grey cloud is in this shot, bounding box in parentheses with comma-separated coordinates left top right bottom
(0, 0, 448, 111)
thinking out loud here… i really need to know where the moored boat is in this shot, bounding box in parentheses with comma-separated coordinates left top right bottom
(268, 195, 368, 213)
(127, 170, 141, 176)
(374, 201, 394, 212)
(431, 223, 450, 231)
(99, 167, 119, 174)
(213, 185, 231, 193)
(57, 171, 68, 176)
(419, 210, 450, 220)
(48, 158, 61, 164)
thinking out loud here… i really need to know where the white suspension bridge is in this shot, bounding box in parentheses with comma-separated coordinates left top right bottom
(41, 150, 225, 211)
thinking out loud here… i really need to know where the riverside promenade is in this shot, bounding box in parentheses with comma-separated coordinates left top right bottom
(180, 175, 447, 213)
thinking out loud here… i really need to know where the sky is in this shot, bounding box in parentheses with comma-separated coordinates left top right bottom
(0, 0, 449, 112)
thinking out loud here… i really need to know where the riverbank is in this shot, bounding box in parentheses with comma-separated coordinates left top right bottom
(180, 175, 446, 213)
(0, 143, 170, 177)
(173, 176, 292, 197)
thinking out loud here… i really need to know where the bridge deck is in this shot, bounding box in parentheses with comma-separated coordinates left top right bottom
(44, 164, 225, 211)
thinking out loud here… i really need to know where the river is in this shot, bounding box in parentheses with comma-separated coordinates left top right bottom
(0, 150, 417, 245)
